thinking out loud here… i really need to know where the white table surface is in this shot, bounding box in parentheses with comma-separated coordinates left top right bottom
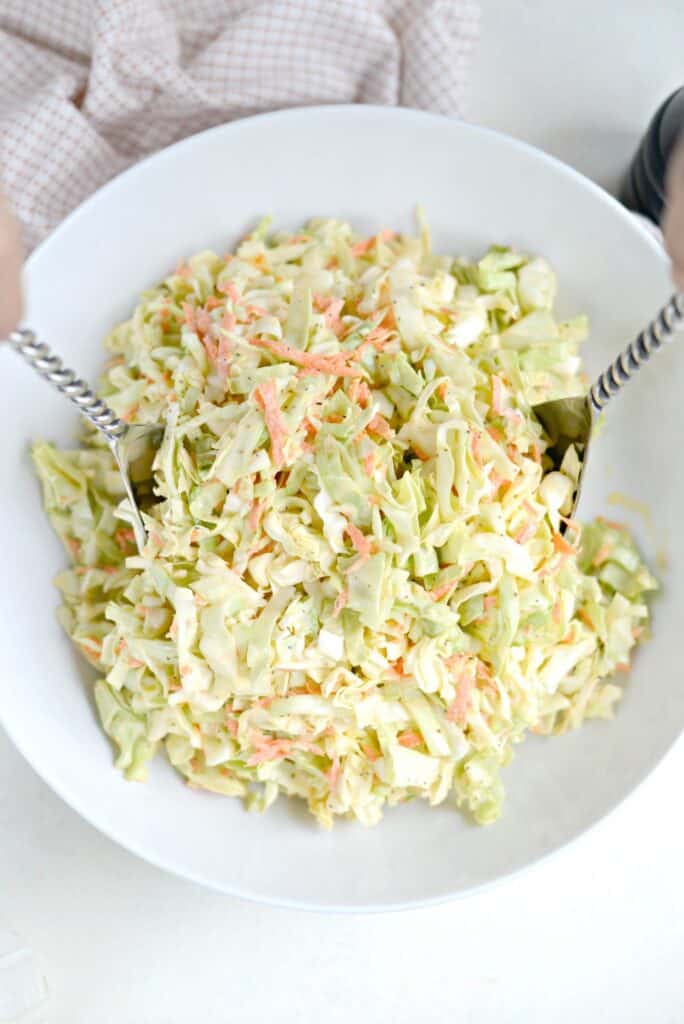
(3, 3, 684, 1021)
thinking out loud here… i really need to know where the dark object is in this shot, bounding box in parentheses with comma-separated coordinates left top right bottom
(621, 88, 684, 224)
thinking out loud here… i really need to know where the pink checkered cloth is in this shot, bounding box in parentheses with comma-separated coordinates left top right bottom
(0, 0, 479, 253)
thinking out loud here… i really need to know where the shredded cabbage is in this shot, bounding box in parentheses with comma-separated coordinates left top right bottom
(33, 218, 657, 828)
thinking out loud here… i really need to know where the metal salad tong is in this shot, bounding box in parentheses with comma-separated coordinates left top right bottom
(8, 327, 162, 553)
(533, 292, 684, 519)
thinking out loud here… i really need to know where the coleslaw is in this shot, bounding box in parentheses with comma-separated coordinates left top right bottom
(33, 217, 657, 827)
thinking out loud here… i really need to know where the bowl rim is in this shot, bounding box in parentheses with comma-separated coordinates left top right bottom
(24, 104, 667, 277)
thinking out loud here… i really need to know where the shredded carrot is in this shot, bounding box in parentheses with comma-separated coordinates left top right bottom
(247, 736, 293, 765)
(333, 589, 348, 618)
(551, 599, 563, 624)
(351, 237, 374, 256)
(515, 520, 537, 545)
(216, 333, 232, 383)
(487, 426, 504, 443)
(447, 671, 475, 724)
(503, 407, 524, 427)
(483, 594, 497, 613)
(254, 378, 287, 469)
(301, 417, 318, 439)
(390, 658, 404, 678)
(366, 413, 393, 440)
(327, 754, 341, 789)
(553, 532, 577, 558)
(592, 541, 614, 567)
(78, 637, 102, 657)
(351, 231, 395, 257)
(247, 539, 274, 560)
(430, 579, 457, 602)
(345, 522, 373, 557)
(444, 652, 468, 673)
(397, 730, 422, 749)
(470, 430, 484, 465)
(349, 379, 371, 407)
(247, 499, 265, 532)
(295, 738, 324, 756)
(251, 336, 362, 378)
(476, 659, 493, 681)
(578, 608, 595, 631)
(361, 743, 380, 763)
(596, 515, 625, 532)
(615, 662, 631, 673)
(350, 326, 393, 363)
(314, 294, 345, 334)
(515, 505, 539, 545)
(202, 333, 219, 365)
(365, 326, 392, 348)
(221, 310, 236, 332)
(114, 527, 136, 550)
(195, 309, 212, 335)
(219, 280, 240, 303)
(380, 304, 397, 330)
(182, 302, 196, 330)
(363, 452, 375, 475)
(204, 295, 221, 311)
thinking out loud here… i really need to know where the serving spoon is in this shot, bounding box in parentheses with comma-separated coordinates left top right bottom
(8, 327, 162, 553)
(533, 292, 684, 523)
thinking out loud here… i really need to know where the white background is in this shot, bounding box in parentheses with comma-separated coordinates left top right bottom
(2, 2, 684, 1021)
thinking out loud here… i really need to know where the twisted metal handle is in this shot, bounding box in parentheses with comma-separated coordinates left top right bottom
(590, 292, 684, 412)
(9, 327, 127, 443)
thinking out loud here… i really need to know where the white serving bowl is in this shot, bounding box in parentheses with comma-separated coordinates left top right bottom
(1, 106, 681, 911)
